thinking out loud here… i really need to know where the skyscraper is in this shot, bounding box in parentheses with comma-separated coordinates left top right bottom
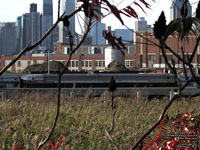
(85, 3, 106, 45)
(59, 0, 76, 44)
(16, 16, 22, 53)
(170, 0, 192, 21)
(135, 17, 151, 31)
(88, 22, 106, 45)
(30, 3, 37, 13)
(114, 29, 133, 45)
(30, 3, 42, 49)
(43, 0, 53, 16)
(21, 13, 30, 50)
(0, 22, 16, 56)
(42, 0, 53, 52)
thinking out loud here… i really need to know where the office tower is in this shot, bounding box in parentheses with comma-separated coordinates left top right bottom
(88, 22, 106, 45)
(135, 17, 151, 31)
(43, 0, 53, 16)
(84, 3, 106, 45)
(134, 17, 151, 43)
(114, 29, 133, 45)
(59, 0, 76, 44)
(30, 3, 37, 13)
(21, 13, 30, 49)
(170, 0, 192, 21)
(0, 22, 16, 56)
(42, 0, 53, 52)
(30, 3, 42, 49)
(16, 16, 22, 53)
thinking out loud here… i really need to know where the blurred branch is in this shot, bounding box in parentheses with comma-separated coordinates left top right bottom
(0, 17, 62, 76)
(58, 0, 61, 18)
(105, 129, 119, 150)
(129, 79, 192, 150)
(36, 15, 92, 149)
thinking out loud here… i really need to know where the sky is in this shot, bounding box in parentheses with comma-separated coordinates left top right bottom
(0, 0, 199, 33)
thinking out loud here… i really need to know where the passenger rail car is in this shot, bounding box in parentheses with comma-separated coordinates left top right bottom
(20, 73, 178, 88)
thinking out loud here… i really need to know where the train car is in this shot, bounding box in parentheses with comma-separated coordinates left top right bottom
(20, 73, 178, 88)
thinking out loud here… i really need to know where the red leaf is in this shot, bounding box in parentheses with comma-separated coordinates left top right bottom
(48, 141, 55, 147)
(55, 141, 61, 147)
(139, 0, 151, 9)
(102, 0, 124, 25)
(123, 6, 138, 19)
(134, 1, 146, 14)
(12, 141, 20, 150)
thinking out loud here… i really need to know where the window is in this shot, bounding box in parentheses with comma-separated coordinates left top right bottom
(140, 55, 143, 67)
(63, 47, 70, 54)
(72, 61, 75, 67)
(37, 60, 44, 64)
(5, 60, 11, 67)
(95, 61, 105, 67)
(15, 61, 18, 68)
(125, 61, 134, 67)
(95, 61, 98, 67)
(82, 60, 92, 67)
(71, 61, 78, 67)
(21, 60, 28, 68)
(85, 61, 88, 67)
(91, 47, 101, 54)
(30, 60, 34, 65)
(89, 61, 92, 67)
(148, 55, 156, 61)
(5, 60, 12, 71)
(99, 61, 102, 67)
(75, 61, 78, 67)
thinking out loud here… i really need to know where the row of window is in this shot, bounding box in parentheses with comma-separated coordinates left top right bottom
(68, 60, 106, 68)
(125, 61, 134, 67)
(5, 60, 135, 72)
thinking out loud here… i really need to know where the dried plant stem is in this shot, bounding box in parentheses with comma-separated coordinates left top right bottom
(105, 129, 119, 150)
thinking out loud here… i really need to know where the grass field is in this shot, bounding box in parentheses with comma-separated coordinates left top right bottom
(0, 92, 199, 149)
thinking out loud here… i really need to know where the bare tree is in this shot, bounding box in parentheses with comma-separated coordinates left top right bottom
(129, 2, 200, 149)
(3, 0, 199, 149)
(0, 0, 151, 149)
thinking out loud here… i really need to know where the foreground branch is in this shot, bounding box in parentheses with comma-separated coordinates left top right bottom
(105, 129, 119, 150)
(128, 80, 191, 150)
(36, 17, 92, 149)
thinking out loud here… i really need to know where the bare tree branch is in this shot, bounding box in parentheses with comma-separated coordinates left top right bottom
(105, 129, 120, 150)
(36, 15, 92, 149)
(128, 79, 192, 150)
(0, 17, 62, 76)
(58, 0, 61, 18)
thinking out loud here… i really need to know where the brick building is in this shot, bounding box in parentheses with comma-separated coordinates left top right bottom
(135, 31, 200, 68)
(0, 44, 136, 73)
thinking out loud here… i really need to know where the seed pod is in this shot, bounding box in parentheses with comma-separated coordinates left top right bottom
(153, 11, 167, 40)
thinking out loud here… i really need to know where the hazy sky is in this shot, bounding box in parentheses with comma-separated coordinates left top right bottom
(0, 0, 199, 32)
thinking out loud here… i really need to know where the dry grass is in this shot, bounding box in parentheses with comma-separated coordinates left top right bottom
(0, 92, 199, 149)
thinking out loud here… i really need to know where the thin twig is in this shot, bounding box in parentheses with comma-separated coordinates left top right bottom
(105, 129, 120, 150)
(58, 0, 61, 18)
(36, 16, 92, 149)
(36, 3, 83, 150)
(128, 80, 191, 150)
(0, 17, 62, 76)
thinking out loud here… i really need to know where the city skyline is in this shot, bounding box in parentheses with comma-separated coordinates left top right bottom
(0, 0, 199, 33)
